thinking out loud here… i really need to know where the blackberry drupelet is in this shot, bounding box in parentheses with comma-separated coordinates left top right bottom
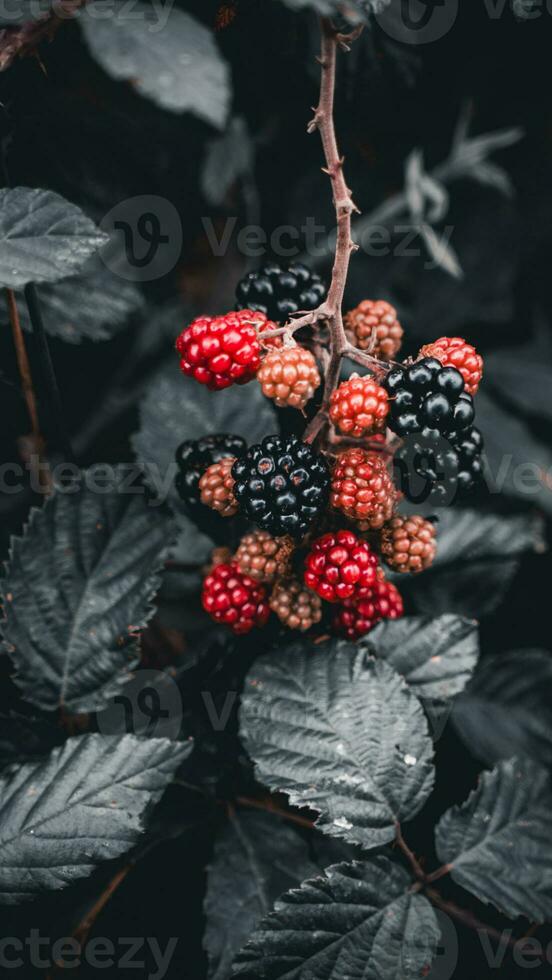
(175, 434, 246, 518)
(393, 425, 484, 506)
(231, 435, 330, 538)
(384, 357, 475, 437)
(236, 262, 326, 324)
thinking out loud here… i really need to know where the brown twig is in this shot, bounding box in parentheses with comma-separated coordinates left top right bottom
(0, 0, 87, 73)
(5, 287, 52, 491)
(236, 794, 316, 830)
(394, 822, 426, 882)
(425, 887, 545, 959)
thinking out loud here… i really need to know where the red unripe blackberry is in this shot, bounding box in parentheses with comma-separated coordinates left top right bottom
(234, 530, 294, 584)
(202, 563, 270, 634)
(257, 346, 320, 410)
(304, 529, 378, 603)
(332, 596, 380, 640)
(380, 515, 436, 574)
(175, 310, 277, 391)
(373, 573, 404, 620)
(269, 577, 322, 631)
(345, 300, 403, 360)
(329, 375, 389, 438)
(330, 448, 396, 529)
(417, 337, 483, 396)
(332, 570, 404, 639)
(198, 458, 238, 518)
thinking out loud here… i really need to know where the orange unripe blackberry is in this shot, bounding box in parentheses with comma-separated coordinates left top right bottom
(269, 578, 322, 631)
(417, 337, 483, 396)
(234, 530, 294, 585)
(330, 448, 396, 529)
(345, 300, 403, 360)
(381, 515, 437, 574)
(329, 375, 389, 438)
(257, 346, 320, 410)
(199, 457, 238, 517)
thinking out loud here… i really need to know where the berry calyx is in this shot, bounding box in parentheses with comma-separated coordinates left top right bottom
(417, 337, 483, 396)
(234, 530, 294, 584)
(232, 435, 330, 538)
(175, 310, 277, 390)
(269, 577, 322, 631)
(304, 529, 378, 603)
(202, 563, 270, 635)
(345, 300, 403, 360)
(330, 448, 396, 528)
(329, 375, 389, 438)
(257, 345, 321, 410)
(380, 514, 436, 574)
(384, 357, 475, 437)
(199, 458, 238, 517)
(175, 434, 246, 518)
(236, 261, 326, 324)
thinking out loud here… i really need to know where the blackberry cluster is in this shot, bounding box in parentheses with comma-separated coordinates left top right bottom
(232, 435, 330, 538)
(394, 425, 484, 506)
(175, 434, 246, 519)
(236, 262, 326, 324)
(384, 358, 474, 437)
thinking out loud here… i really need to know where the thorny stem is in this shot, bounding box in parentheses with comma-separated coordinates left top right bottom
(285, 16, 360, 446)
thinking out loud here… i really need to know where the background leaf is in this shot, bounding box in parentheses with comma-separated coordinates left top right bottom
(367, 614, 479, 701)
(0, 255, 142, 344)
(0, 188, 107, 289)
(132, 362, 276, 511)
(202, 117, 254, 207)
(80, 3, 231, 129)
(0, 733, 191, 904)
(396, 508, 545, 617)
(204, 809, 353, 980)
(452, 649, 552, 768)
(1, 466, 173, 713)
(233, 856, 440, 980)
(435, 757, 552, 921)
(240, 641, 434, 849)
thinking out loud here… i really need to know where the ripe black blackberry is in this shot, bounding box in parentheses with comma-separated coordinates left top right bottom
(231, 435, 330, 538)
(175, 434, 246, 519)
(235, 262, 326, 324)
(393, 425, 484, 506)
(384, 357, 475, 437)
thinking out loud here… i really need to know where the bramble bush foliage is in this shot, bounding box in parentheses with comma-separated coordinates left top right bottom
(0, 2, 551, 978)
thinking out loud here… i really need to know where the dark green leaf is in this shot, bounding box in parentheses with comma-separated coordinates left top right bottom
(133, 362, 276, 511)
(205, 809, 353, 980)
(240, 640, 434, 849)
(396, 508, 544, 617)
(477, 390, 552, 515)
(202, 117, 254, 207)
(80, 3, 231, 129)
(435, 758, 552, 922)
(0, 256, 142, 344)
(367, 615, 479, 701)
(0, 188, 107, 289)
(0, 733, 191, 904)
(452, 649, 552, 768)
(233, 856, 440, 980)
(0, 711, 63, 769)
(1, 466, 173, 713)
